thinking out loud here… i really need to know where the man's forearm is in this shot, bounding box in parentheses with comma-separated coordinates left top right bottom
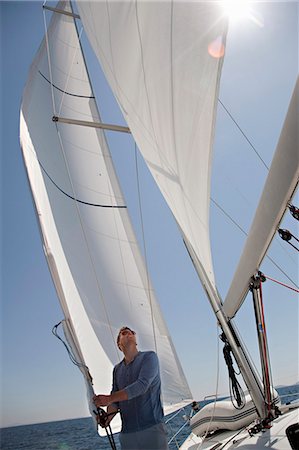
(110, 389, 128, 404)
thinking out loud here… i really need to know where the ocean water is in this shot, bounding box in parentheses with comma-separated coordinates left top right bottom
(1, 385, 298, 450)
(0, 412, 190, 450)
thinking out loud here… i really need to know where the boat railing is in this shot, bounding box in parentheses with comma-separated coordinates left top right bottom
(203, 393, 229, 401)
(166, 406, 193, 449)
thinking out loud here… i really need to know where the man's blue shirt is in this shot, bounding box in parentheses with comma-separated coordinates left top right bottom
(112, 351, 164, 433)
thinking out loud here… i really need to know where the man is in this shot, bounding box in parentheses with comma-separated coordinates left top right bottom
(93, 326, 169, 449)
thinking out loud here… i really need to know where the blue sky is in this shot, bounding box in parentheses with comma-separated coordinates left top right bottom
(1, 1, 298, 429)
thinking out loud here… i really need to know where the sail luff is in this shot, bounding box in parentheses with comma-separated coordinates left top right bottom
(223, 77, 299, 319)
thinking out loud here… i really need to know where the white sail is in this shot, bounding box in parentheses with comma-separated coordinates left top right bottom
(77, 1, 228, 291)
(223, 77, 299, 319)
(20, 0, 192, 433)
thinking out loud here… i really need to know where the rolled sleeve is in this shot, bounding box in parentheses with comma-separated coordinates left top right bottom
(125, 352, 159, 400)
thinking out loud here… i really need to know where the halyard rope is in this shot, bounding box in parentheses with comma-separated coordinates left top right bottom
(264, 275, 299, 293)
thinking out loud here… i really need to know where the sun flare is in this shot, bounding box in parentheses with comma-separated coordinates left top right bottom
(221, 1, 252, 22)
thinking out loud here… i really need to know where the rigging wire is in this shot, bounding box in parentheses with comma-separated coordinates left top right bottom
(216, 99, 298, 287)
(211, 199, 299, 289)
(218, 99, 269, 170)
(265, 254, 298, 289)
(166, 407, 189, 448)
(166, 406, 190, 447)
(197, 322, 221, 449)
(211, 198, 247, 236)
(264, 274, 299, 293)
(210, 105, 298, 286)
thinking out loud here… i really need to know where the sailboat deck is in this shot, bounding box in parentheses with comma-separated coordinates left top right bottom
(180, 406, 299, 449)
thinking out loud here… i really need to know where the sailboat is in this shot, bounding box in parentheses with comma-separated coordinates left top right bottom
(20, 1, 298, 449)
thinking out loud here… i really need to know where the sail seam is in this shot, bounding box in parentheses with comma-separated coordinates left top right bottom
(38, 71, 95, 99)
(39, 159, 126, 208)
(58, 24, 85, 115)
(134, 144, 157, 353)
(134, 1, 165, 181)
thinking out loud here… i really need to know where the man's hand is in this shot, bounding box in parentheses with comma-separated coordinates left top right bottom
(93, 394, 111, 407)
(93, 389, 128, 407)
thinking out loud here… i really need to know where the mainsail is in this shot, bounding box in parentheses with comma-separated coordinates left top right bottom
(20, 0, 192, 433)
(77, 1, 228, 293)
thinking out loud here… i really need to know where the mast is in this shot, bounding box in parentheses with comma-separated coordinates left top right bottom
(250, 272, 276, 422)
(183, 238, 267, 419)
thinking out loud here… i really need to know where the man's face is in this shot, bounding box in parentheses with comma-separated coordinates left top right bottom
(117, 327, 136, 351)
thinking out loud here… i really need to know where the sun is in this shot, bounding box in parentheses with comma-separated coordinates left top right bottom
(221, 1, 252, 23)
